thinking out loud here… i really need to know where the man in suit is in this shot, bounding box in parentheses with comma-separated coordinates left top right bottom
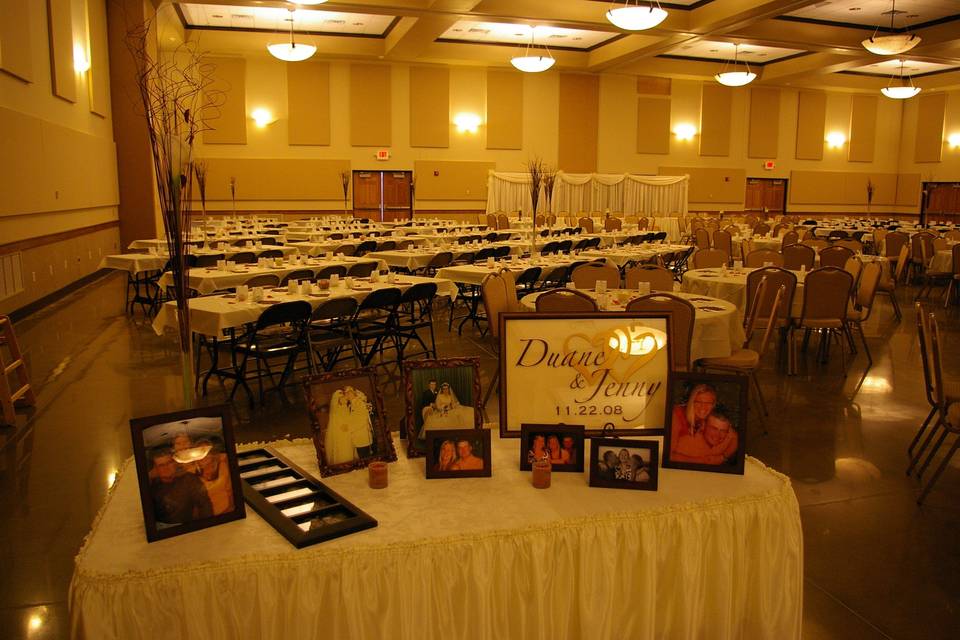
(418, 380, 438, 430)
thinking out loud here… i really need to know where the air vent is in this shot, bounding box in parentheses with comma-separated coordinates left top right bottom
(0, 253, 24, 301)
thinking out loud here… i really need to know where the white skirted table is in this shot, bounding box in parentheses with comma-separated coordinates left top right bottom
(70, 435, 802, 640)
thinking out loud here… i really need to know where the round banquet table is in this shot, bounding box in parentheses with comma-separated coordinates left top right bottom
(681, 268, 805, 317)
(519, 289, 745, 361)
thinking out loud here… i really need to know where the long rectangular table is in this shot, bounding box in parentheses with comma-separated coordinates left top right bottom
(69, 434, 802, 640)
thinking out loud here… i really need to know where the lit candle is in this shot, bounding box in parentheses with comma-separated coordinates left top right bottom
(368, 462, 388, 489)
(532, 459, 551, 489)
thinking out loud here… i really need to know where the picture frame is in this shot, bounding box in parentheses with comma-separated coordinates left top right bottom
(519, 424, 585, 472)
(424, 428, 492, 479)
(661, 371, 747, 475)
(238, 447, 377, 548)
(402, 357, 483, 458)
(498, 312, 673, 438)
(303, 368, 397, 477)
(129, 405, 245, 543)
(588, 437, 659, 491)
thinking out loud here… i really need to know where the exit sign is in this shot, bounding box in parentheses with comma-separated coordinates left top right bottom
(376, 150, 391, 161)
(763, 161, 775, 170)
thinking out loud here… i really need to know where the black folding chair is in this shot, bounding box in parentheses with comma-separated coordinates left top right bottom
(351, 288, 402, 367)
(395, 282, 439, 362)
(307, 297, 360, 372)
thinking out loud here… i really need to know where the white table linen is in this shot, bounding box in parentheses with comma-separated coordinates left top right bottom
(437, 256, 579, 286)
(682, 268, 806, 317)
(70, 434, 802, 640)
(579, 244, 690, 268)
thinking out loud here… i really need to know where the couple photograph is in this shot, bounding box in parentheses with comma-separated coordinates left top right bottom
(425, 429, 492, 479)
(664, 373, 747, 475)
(404, 358, 482, 457)
(589, 439, 659, 491)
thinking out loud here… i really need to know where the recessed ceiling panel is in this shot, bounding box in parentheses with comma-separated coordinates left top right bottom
(438, 21, 617, 50)
(785, 0, 960, 28)
(845, 58, 960, 75)
(179, 3, 395, 35)
(662, 40, 806, 63)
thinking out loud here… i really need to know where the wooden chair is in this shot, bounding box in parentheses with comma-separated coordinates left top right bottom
(624, 264, 674, 291)
(625, 293, 695, 371)
(819, 245, 854, 269)
(781, 230, 799, 249)
(535, 289, 598, 312)
(571, 263, 620, 290)
(744, 250, 784, 268)
(691, 248, 728, 269)
(782, 244, 815, 271)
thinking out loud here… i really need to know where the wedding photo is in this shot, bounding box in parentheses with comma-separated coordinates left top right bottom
(589, 439, 659, 491)
(305, 370, 397, 476)
(130, 406, 245, 542)
(663, 372, 747, 475)
(404, 358, 482, 456)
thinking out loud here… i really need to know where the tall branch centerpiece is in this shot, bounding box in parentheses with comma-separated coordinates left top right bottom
(527, 158, 545, 254)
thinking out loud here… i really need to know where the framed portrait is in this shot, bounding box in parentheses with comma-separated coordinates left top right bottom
(424, 428, 492, 479)
(588, 437, 659, 491)
(403, 357, 483, 458)
(130, 405, 245, 543)
(304, 368, 397, 477)
(499, 312, 672, 438)
(661, 371, 747, 475)
(519, 424, 585, 472)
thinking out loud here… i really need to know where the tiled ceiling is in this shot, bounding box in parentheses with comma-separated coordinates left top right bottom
(437, 21, 617, 50)
(178, 3, 395, 36)
(784, 0, 960, 28)
(845, 58, 960, 75)
(662, 40, 806, 63)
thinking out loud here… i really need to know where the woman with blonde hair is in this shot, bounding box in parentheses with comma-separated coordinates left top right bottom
(669, 384, 717, 459)
(434, 440, 457, 472)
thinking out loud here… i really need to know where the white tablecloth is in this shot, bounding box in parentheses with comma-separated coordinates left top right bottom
(70, 435, 802, 640)
(437, 256, 579, 286)
(158, 258, 387, 295)
(682, 268, 806, 317)
(520, 289, 744, 361)
(152, 276, 457, 336)
(100, 247, 300, 275)
(929, 249, 955, 274)
(580, 244, 690, 268)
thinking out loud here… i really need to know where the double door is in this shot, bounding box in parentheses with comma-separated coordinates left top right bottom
(352, 170, 413, 222)
(744, 178, 787, 215)
(922, 182, 960, 223)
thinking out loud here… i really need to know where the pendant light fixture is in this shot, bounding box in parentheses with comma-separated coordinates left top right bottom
(267, 8, 317, 62)
(862, 0, 920, 56)
(510, 28, 555, 73)
(714, 45, 756, 87)
(880, 60, 921, 99)
(606, 0, 668, 31)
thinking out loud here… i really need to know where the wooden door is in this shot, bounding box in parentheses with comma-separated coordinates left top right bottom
(744, 179, 765, 212)
(923, 183, 960, 223)
(382, 171, 412, 222)
(353, 171, 383, 221)
(744, 178, 785, 215)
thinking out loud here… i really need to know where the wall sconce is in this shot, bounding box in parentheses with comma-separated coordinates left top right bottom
(73, 44, 90, 73)
(948, 133, 960, 149)
(453, 113, 482, 134)
(673, 123, 697, 141)
(826, 131, 846, 148)
(251, 108, 275, 128)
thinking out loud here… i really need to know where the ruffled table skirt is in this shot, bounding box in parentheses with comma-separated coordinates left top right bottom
(70, 435, 802, 640)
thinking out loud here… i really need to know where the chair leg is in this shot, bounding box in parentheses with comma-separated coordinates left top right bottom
(857, 322, 872, 367)
(909, 407, 937, 456)
(917, 436, 960, 505)
(917, 430, 949, 480)
(890, 290, 902, 321)
(907, 417, 943, 475)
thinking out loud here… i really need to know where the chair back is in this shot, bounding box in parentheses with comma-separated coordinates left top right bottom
(232, 251, 257, 264)
(836, 239, 863, 253)
(556, 239, 573, 254)
(347, 261, 378, 278)
(819, 245, 854, 269)
(753, 222, 771, 236)
(781, 230, 799, 249)
(481, 271, 519, 338)
(744, 249, 784, 268)
(911, 232, 935, 264)
(333, 244, 356, 256)
(713, 229, 733, 258)
(535, 289, 598, 313)
(604, 217, 622, 232)
(854, 261, 882, 319)
(260, 249, 283, 259)
(578, 217, 595, 233)
(691, 248, 727, 269)
(535, 214, 545, 226)
(497, 213, 511, 230)
(400, 281, 438, 306)
(928, 313, 948, 411)
(755, 285, 786, 358)
(316, 265, 347, 280)
(843, 257, 862, 290)
(625, 293, 695, 371)
(256, 300, 312, 330)
(637, 217, 650, 230)
(244, 274, 280, 288)
(743, 276, 769, 343)
(280, 269, 315, 285)
(571, 263, 620, 289)
(745, 267, 796, 328)
(356, 287, 402, 313)
(486, 213, 497, 229)
(195, 254, 223, 268)
(624, 265, 674, 291)
(915, 303, 937, 407)
(546, 214, 557, 226)
(377, 240, 397, 251)
(953, 243, 960, 276)
(311, 297, 358, 323)
(355, 240, 378, 256)
(892, 244, 910, 283)
(782, 243, 815, 270)
(515, 266, 542, 289)
(884, 231, 909, 259)
(694, 227, 711, 250)
(799, 267, 854, 323)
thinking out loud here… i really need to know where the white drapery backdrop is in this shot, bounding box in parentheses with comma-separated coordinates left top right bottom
(487, 171, 689, 217)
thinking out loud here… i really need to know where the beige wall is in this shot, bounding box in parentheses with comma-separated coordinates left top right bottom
(898, 88, 960, 182)
(0, 0, 120, 312)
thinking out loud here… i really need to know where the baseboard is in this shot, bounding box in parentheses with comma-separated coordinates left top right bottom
(8, 269, 115, 323)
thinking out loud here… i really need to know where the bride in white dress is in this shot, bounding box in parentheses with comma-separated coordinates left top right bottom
(419, 382, 474, 438)
(325, 386, 374, 465)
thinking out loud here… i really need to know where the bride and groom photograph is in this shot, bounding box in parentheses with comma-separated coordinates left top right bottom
(404, 358, 482, 457)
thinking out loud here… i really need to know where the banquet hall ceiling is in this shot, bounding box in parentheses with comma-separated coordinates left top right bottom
(168, 0, 960, 90)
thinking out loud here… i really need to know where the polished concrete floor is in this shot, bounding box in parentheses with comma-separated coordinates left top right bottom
(1, 271, 958, 639)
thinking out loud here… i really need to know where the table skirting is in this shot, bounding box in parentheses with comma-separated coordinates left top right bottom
(70, 435, 803, 640)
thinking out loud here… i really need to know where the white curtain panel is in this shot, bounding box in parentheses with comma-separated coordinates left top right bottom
(487, 171, 688, 217)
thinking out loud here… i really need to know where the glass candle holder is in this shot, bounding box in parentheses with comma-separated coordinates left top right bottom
(368, 462, 388, 489)
(532, 459, 551, 489)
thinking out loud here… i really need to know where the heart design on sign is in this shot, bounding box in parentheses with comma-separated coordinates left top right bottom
(561, 325, 663, 385)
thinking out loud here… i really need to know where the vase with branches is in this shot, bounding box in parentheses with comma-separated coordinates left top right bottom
(193, 160, 208, 218)
(126, 11, 223, 408)
(339, 170, 350, 218)
(229, 176, 238, 216)
(866, 178, 875, 214)
(527, 158, 545, 253)
(543, 166, 556, 219)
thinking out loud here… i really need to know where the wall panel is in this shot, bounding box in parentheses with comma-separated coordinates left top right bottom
(287, 61, 330, 146)
(896, 174, 921, 207)
(699, 84, 731, 157)
(86, 0, 109, 116)
(189, 158, 349, 201)
(789, 170, 902, 206)
(636, 97, 670, 155)
(748, 87, 780, 159)
(914, 92, 946, 163)
(409, 66, 449, 148)
(636, 76, 671, 96)
(350, 64, 391, 147)
(203, 57, 247, 145)
(414, 160, 493, 200)
(558, 73, 599, 173)
(486, 69, 522, 150)
(660, 166, 744, 206)
(848, 94, 878, 163)
(795, 90, 826, 160)
(0, 0, 34, 81)
(46, 0, 76, 102)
